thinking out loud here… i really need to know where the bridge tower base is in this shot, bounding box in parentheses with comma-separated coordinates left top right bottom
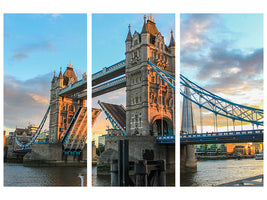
(23, 143, 87, 167)
(97, 136, 175, 173)
(180, 87, 197, 172)
(180, 144, 197, 173)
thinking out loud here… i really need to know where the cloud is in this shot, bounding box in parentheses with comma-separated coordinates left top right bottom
(181, 14, 219, 54)
(4, 72, 52, 130)
(180, 14, 263, 107)
(11, 40, 56, 62)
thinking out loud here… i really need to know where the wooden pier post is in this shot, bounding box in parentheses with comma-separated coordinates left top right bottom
(135, 160, 147, 186)
(118, 140, 129, 186)
(157, 160, 166, 186)
(111, 159, 118, 186)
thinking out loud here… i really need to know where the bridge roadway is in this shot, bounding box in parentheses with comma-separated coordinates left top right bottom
(156, 129, 263, 144)
(92, 60, 125, 86)
(59, 78, 87, 97)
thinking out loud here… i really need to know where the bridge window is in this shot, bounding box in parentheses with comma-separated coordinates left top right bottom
(139, 113, 142, 127)
(134, 39, 138, 45)
(69, 105, 73, 111)
(135, 96, 138, 104)
(135, 114, 138, 127)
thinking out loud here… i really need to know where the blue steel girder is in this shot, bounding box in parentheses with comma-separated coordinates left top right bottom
(180, 129, 263, 144)
(180, 74, 263, 126)
(14, 106, 50, 148)
(147, 60, 175, 89)
(98, 101, 126, 135)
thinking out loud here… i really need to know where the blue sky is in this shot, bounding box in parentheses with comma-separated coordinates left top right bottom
(4, 14, 87, 132)
(92, 13, 175, 73)
(180, 14, 263, 131)
(92, 13, 175, 139)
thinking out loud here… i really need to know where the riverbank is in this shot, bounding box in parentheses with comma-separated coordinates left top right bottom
(196, 155, 255, 161)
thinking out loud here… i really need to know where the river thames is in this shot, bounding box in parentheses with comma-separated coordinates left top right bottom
(4, 163, 87, 186)
(92, 166, 175, 186)
(181, 158, 263, 186)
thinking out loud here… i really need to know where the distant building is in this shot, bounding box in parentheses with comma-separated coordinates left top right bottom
(98, 135, 106, 147)
(234, 145, 246, 155)
(195, 144, 227, 156)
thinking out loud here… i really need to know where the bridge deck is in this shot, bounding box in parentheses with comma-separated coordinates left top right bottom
(92, 60, 125, 86)
(99, 101, 126, 131)
(59, 78, 87, 97)
(181, 129, 263, 144)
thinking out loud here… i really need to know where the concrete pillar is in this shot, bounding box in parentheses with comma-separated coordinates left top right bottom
(180, 87, 197, 172)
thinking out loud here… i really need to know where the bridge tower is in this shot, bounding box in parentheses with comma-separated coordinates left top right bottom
(49, 62, 86, 143)
(125, 15, 175, 136)
(180, 87, 197, 172)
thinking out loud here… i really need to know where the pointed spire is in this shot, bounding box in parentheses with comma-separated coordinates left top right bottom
(148, 13, 154, 23)
(141, 15, 148, 33)
(126, 24, 132, 42)
(169, 29, 175, 47)
(54, 70, 56, 78)
(59, 66, 63, 79)
(67, 61, 73, 68)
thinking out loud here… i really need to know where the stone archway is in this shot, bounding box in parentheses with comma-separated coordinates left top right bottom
(150, 115, 173, 136)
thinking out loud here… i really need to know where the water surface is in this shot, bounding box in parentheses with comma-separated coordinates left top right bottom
(181, 158, 263, 186)
(4, 163, 87, 187)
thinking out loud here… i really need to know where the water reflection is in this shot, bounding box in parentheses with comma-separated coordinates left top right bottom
(181, 159, 263, 186)
(92, 166, 175, 186)
(4, 163, 87, 186)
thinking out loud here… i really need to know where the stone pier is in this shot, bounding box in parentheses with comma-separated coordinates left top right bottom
(97, 136, 175, 173)
(180, 87, 197, 172)
(23, 143, 87, 167)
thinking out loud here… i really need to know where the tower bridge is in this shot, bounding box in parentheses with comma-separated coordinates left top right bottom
(93, 15, 263, 174)
(7, 62, 88, 166)
(94, 15, 176, 172)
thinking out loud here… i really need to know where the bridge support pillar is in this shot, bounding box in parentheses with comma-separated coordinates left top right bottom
(181, 87, 197, 173)
(180, 144, 197, 173)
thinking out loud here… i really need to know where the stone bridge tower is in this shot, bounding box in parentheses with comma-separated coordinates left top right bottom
(125, 15, 175, 136)
(49, 62, 86, 143)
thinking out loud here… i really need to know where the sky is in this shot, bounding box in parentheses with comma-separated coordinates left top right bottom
(92, 14, 175, 143)
(4, 14, 87, 133)
(180, 14, 263, 132)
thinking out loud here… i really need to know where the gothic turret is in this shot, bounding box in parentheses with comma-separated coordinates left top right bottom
(125, 24, 132, 51)
(126, 24, 132, 42)
(169, 30, 175, 47)
(141, 15, 148, 33)
(59, 66, 63, 88)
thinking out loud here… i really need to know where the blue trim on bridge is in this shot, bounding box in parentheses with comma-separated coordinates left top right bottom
(13, 147, 32, 152)
(156, 129, 263, 144)
(180, 129, 263, 144)
(157, 135, 175, 143)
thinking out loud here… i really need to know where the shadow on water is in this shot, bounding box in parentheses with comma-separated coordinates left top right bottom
(4, 163, 87, 187)
(180, 172, 198, 186)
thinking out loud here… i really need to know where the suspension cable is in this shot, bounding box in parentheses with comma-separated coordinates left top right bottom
(172, 80, 175, 135)
(161, 78, 163, 136)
